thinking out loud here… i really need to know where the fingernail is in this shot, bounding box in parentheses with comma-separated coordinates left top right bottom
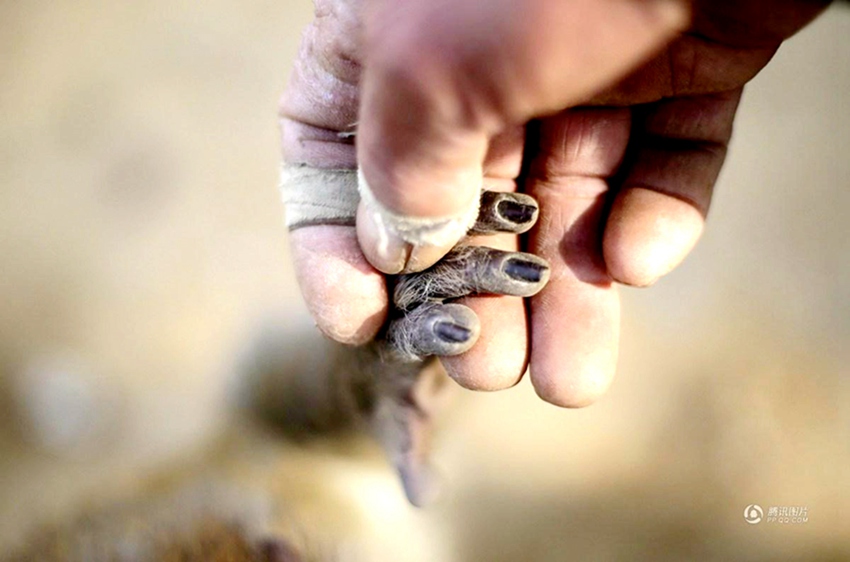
(356, 201, 410, 274)
(504, 259, 547, 283)
(434, 321, 472, 343)
(497, 200, 536, 225)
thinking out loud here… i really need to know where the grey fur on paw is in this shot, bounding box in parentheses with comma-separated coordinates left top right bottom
(384, 303, 480, 362)
(393, 246, 550, 312)
(384, 247, 550, 361)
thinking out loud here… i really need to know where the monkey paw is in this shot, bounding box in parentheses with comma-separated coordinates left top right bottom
(383, 190, 550, 361)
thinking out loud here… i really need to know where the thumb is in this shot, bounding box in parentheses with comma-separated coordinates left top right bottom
(356, 0, 689, 273)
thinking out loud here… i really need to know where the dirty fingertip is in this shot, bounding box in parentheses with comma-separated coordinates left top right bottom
(603, 187, 705, 287)
(529, 341, 617, 408)
(290, 226, 388, 344)
(440, 295, 528, 391)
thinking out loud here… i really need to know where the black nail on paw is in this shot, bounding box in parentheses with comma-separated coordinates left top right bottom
(434, 321, 472, 343)
(497, 200, 536, 224)
(504, 259, 546, 283)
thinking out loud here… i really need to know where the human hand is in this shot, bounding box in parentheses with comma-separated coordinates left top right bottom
(279, 0, 830, 406)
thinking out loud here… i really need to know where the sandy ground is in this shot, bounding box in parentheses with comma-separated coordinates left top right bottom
(0, 1, 848, 560)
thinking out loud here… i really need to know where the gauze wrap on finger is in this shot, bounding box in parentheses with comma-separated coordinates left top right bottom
(280, 164, 359, 230)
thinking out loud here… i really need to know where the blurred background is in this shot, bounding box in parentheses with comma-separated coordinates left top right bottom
(0, 1, 847, 560)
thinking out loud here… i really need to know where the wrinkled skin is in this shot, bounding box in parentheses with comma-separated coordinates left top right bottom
(280, 0, 831, 406)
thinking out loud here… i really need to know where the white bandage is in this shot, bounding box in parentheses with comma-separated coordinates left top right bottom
(280, 164, 359, 230)
(280, 163, 481, 248)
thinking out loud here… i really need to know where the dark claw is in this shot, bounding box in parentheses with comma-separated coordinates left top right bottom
(385, 303, 480, 362)
(434, 321, 473, 343)
(503, 258, 546, 283)
(498, 199, 536, 224)
(470, 191, 540, 235)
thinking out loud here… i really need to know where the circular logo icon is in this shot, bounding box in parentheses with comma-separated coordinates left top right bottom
(743, 504, 763, 524)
